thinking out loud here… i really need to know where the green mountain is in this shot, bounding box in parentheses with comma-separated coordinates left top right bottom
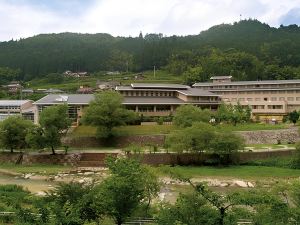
(0, 19, 300, 83)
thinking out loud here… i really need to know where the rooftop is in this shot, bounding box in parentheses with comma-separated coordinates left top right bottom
(131, 83, 189, 90)
(34, 94, 94, 105)
(193, 79, 300, 87)
(210, 76, 232, 80)
(0, 100, 32, 106)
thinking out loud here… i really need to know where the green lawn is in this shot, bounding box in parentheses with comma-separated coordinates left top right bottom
(71, 123, 289, 138)
(157, 165, 300, 179)
(0, 163, 72, 175)
(71, 124, 176, 137)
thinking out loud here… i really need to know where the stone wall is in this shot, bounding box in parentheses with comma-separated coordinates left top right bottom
(22, 153, 81, 166)
(0, 153, 22, 164)
(236, 128, 300, 144)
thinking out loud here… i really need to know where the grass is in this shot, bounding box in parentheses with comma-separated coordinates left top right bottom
(71, 123, 289, 138)
(157, 165, 300, 179)
(71, 124, 176, 137)
(0, 163, 72, 175)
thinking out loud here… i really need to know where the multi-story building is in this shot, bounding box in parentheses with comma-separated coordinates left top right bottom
(0, 100, 36, 122)
(116, 83, 221, 116)
(34, 83, 221, 125)
(34, 94, 94, 125)
(193, 76, 300, 121)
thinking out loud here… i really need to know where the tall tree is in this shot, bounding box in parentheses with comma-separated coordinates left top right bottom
(39, 104, 71, 154)
(0, 116, 33, 153)
(82, 91, 137, 138)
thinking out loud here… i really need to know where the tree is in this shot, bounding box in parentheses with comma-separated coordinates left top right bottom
(95, 157, 160, 225)
(39, 104, 71, 154)
(288, 110, 299, 125)
(173, 105, 211, 128)
(46, 182, 99, 225)
(165, 122, 216, 153)
(0, 116, 33, 153)
(210, 132, 244, 165)
(83, 91, 137, 138)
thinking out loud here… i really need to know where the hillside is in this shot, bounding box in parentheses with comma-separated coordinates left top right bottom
(0, 19, 300, 84)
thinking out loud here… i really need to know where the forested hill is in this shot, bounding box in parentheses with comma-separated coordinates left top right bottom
(0, 19, 300, 84)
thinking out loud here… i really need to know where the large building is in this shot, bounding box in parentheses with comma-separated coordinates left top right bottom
(34, 94, 94, 125)
(0, 100, 36, 121)
(193, 76, 300, 121)
(117, 83, 221, 116)
(34, 83, 221, 124)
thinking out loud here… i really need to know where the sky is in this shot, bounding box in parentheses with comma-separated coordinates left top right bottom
(0, 0, 300, 41)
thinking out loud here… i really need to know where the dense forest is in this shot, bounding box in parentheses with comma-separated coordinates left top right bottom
(0, 19, 300, 84)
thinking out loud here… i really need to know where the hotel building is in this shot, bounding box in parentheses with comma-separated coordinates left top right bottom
(193, 76, 300, 121)
(34, 83, 221, 124)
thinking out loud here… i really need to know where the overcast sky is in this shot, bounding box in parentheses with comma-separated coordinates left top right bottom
(0, 0, 300, 41)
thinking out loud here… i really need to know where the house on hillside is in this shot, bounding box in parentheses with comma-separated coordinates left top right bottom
(64, 70, 88, 78)
(77, 86, 94, 94)
(97, 81, 120, 90)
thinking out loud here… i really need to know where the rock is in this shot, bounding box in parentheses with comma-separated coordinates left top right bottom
(83, 172, 94, 176)
(233, 180, 248, 188)
(24, 173, 33, 179)
(36, 191, 46, 196)
(158, 193, 166, 201)
(220, 183, 229, 187)
(247, 182, 255, 188)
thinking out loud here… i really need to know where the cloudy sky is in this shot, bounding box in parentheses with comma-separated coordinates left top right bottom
(0, 0, 300, 41)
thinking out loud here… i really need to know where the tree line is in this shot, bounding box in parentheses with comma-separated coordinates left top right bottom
(0, 19, 300, 83)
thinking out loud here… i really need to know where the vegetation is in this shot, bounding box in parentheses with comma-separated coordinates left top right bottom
(82, 91, 137, 138)
(215, 102, 251, 125)
(1, 20, 300, 84)
(32, 104, 71, 155)
(0, 116, 33, 153)
(173, 105, 211, 128)
(165, 122, 244, 164)
(288, 110, 300, 125)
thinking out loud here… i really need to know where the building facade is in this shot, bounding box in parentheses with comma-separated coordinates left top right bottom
(117, 83, 221, 116)
(0, 100, 36, 122)
(193, 76, 300, 121)
(34, 83, 221, 125)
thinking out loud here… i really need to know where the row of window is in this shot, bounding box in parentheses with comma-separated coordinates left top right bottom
(252, 105, 283, 110)
(120, 91, 175, 97)
(0, 106, 21, 110)
(226, 97, 300, 102)
(214, 90, 300, 95)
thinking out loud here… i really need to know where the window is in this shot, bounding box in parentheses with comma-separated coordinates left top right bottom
(247, 98, 253, 101)
(296, 97, 300, 101)
(287, 97, 294, 101)
(264, 98, 268, 101)
(255, 98, 261, 101)
(279, 97, 285, 101)
(238, 98, 245, 101)
(271, 97, 277, 101)
(267, 105, 283, 109)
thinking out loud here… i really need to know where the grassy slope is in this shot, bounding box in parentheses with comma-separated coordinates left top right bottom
(71, 123, 289, 137)
(158, 165, 300, 179)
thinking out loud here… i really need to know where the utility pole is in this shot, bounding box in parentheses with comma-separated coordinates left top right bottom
(153, 65, 156, 79)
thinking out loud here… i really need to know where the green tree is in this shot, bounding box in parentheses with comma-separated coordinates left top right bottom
(83, 91, 137, 138)
(210, 132, 244, 164)
(0, 116, 33, 153)
(166, 122, 216, 153)
(39, 104, 71, 154)
(95, 157, 160, 225)
(173, 105, 211, 128)
(157, 192, 219, 225)
(288, 110, 299, 125)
